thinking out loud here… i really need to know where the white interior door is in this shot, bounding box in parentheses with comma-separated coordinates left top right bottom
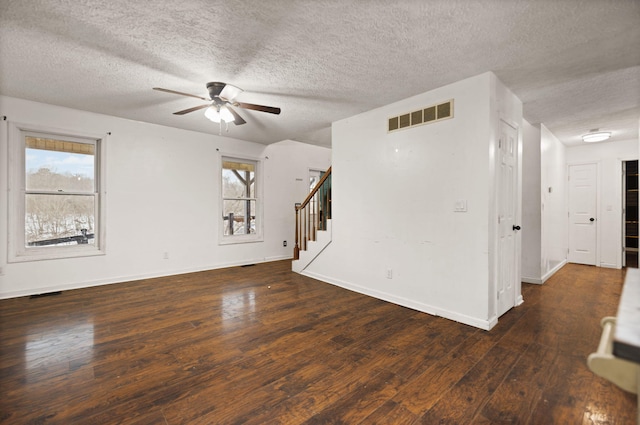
(497, 121, 519, 317)
(568, 163, 597, 265)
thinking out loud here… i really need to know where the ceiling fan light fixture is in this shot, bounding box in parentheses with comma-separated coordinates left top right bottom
(205, 105, 235, 123)
(204, 105, 221, 123)
(582, 130, 611, 143)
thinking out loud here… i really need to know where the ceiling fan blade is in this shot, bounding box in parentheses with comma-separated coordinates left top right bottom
(219, 84, 243, 102)
(236, 102, 281, 115)
(153, 87, 208, 101)
(206, 82, 227, 99)
(173, 104, 210, 115)
(226, 105, 246, 125)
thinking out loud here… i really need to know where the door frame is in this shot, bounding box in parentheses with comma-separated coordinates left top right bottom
(308, 168, 325, 191)
(566, 161, 600, 267)
(491, 119, 523, 322)
(622, 160, 627, 268)
(621, 158, 639, 268)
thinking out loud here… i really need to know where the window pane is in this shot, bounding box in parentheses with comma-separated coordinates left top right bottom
(222, 160, 255, 199)
(26, 136, 95, 192)
(25, 194, 95, 247)
(222, 199, 256, 236)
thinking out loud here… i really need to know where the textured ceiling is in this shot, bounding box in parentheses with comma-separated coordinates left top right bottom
(0, 0, 638, 147)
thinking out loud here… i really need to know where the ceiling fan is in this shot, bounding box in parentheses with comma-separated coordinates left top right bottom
(153, 82, 281, 126)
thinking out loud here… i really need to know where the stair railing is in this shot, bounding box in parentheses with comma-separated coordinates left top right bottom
(294, 167, 332, 260)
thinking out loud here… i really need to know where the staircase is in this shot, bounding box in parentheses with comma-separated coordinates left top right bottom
(292, 167, 331, 272)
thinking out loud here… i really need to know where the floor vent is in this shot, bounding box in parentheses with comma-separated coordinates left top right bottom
(30, 291, 62, 299)
(388, 99, 454, 133)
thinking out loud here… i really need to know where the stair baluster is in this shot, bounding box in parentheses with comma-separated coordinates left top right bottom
(294, 167, 332, 260)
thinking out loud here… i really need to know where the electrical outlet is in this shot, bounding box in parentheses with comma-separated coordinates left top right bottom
(163, 252, 169, 260)
(283, 241, 287, 247)
(386, 269, 393, 279)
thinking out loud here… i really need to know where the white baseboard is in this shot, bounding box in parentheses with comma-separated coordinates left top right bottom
(541, 259, 567, 284)
(300, 270, 497, 331)
(292, 221, 332, 273)
(521, 276, 543, 284)
(521, 260, 568, 285)
(264, 255, 293, 262)
(0, 256, 292, 300)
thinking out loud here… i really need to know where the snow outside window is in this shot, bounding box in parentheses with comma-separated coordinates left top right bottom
(8, 125, 106, 262)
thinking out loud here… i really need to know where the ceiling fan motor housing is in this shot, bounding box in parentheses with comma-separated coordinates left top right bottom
(207, 82, 227, 100)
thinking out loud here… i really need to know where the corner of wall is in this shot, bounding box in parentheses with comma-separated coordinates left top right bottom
(540, 126, 568, 276)
(0, 110, 8, 287)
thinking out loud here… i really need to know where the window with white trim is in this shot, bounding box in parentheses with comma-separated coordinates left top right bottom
(220, 156, 262, 243)
(9, 125, 105, 261)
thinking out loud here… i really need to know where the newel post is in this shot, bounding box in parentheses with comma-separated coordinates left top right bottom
(294, 205, 300, 260)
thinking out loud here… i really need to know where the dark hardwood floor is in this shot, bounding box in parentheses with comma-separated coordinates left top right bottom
(0, 261, 636, 424)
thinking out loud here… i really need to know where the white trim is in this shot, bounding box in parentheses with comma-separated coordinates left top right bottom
(492, 119, 522, 319)
(292, 220, 332, 273)
(541, 259, 567, 283)
(301, 270, 497, 330)
(620, 158, 639, 270)
(8, 120, 106, 141)
(308, 168, 325, 190)
(218, 236, 264, 245)
(567, 161, 601, 267)
(7, 121, 106, 263)
(0, 116, 9, 272)
(218, 152, 264, 245)
(0, 256, 291, 300)
(521, 276, 543, 285)
(264, 255, 292, 262)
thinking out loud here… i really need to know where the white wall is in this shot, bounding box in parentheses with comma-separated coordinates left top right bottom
(540, 124, 567, 280)
(521, 120, 542, 282)
(0, 96, 331, 298)
(566, 138, 638, 269)
(304, 72, 522, 330)
(264, 140, 332, 252)
(518, 125, 636, 283)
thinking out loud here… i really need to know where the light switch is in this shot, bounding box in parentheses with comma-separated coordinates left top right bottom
(454, 199, 467, 212)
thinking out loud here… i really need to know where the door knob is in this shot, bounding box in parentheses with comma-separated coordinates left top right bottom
(589, 217, 595, 222)
(513, 225, 521, 231)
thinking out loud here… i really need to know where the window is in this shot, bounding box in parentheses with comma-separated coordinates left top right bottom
(220, 156, 262, 243)
(308, 169, 324, 217)
(9, 124, 105, 261)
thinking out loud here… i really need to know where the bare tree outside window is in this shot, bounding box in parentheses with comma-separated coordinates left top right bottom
(222, 158, 257, 236)
(24, 136, 97, 247)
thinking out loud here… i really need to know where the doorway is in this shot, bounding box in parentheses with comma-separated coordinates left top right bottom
(309, 169, 324, 193)
(497, 120, 519, 317)
(568, 163, 598, 265)
(623, 160, 638, 268)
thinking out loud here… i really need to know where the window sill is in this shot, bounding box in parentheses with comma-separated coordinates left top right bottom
(219, 234, 264, 246)
(9, 246, 105, 263)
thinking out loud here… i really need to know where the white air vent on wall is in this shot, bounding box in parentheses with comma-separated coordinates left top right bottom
(388, 99, 454, 133)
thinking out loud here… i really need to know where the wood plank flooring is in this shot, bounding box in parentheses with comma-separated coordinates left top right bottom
(0, 261, 637, 424)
